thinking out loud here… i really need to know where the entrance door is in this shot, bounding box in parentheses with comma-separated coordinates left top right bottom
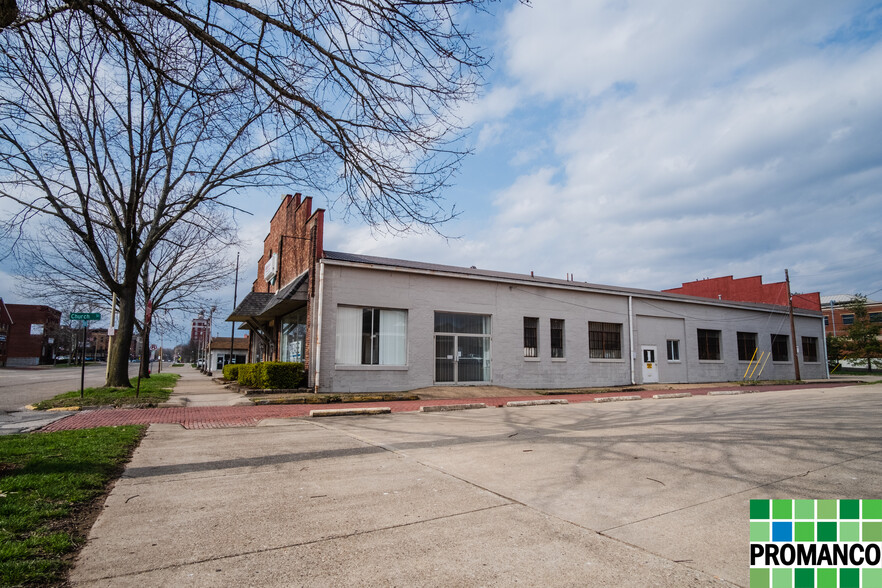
(434, 334, 490, 383)
(641, 346, 659, 383)
(434, 336, 456, 383)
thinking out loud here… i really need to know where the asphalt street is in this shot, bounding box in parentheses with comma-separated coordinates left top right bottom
(0, 362, 142, 433)
(70, 382, 882, 587)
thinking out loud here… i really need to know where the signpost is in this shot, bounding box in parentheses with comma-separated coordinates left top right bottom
(70, 312, 101, 398)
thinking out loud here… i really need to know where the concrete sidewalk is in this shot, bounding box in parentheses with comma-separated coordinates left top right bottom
(160, 365, 250, 407)
(69, 382, 882, 587)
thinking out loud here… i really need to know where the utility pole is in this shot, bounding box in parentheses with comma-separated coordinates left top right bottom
(229, 252, 239, 366)
(105, 248, 119, 380)
(785, 269, 801, 381)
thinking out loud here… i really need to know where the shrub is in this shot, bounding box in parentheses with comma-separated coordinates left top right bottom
(237, 363, 258, 387)
(223, 364, 240, 380)
(261, 362, 305, 389)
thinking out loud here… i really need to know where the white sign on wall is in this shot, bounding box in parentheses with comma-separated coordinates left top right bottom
(30, 324, 44, 336)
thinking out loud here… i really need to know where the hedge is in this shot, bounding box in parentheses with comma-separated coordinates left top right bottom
(261, 361, 305, 389)
(237, 363, 259, 387)
(233, 361, 305, 389)
(223, 364, 240, 380)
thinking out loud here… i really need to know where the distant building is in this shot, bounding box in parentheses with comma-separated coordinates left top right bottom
(207, 336, 249, 371)
(191, 312, 209, 346)
(663, 275, 821, 311)
(820, 295, 882, 337)
(88, 328, 110, 361)
(3, 303, 61, 366)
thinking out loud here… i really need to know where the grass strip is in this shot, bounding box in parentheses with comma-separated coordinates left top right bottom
(0, 426, 145, 587)
(33, 373, 180, 410)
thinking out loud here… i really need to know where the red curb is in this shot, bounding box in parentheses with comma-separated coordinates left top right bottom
(38, 382, 856, 432)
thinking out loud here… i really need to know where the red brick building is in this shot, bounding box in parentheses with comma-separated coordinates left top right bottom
(228, 193, 324, 368)
(3, 303, 61, 366)
(191, 312, 209, 346)
(820, 295, 882, 337)
(663, 275, 821, 311)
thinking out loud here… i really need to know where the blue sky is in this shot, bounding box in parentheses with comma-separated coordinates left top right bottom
(3, 0, 882, 342)
(314, 1, 882, 297)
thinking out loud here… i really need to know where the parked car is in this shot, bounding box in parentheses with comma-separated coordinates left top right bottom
(196, 359, 205, 367)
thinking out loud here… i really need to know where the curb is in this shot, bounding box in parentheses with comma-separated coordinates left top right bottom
(420, 403, 487, 412)
(506, 399, 569, 407)
(707, 390, 749, 396)
(652, 393, 692, 399)
(309, 407, 392, 417)
(594, 395, 642, 403)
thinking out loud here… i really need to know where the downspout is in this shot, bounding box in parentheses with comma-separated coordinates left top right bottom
(821, 316, 830, 379)
(628, 295, 635, 385)
(313, 260, 325, 393)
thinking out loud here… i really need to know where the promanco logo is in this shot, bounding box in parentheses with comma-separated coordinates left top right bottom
(750, 499, 882, 587)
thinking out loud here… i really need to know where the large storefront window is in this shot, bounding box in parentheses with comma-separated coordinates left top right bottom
(434, 312, 491, 383)
(336, 306, 407, 366)
(280, 307, 307, 363)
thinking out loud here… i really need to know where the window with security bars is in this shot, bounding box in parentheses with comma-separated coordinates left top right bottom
(771, 334, 789, 362)
(523, 317, 538, 358)
(697, 329, 721, 360)
(842, 314, 854, 325)
(737, 332, 758, 361)
(802, 336, 819, 363)
(589, 322, 622, 359)
(551, 319, 565, 358)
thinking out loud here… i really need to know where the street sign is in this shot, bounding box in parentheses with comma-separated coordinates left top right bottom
(70, 312, 101, 321)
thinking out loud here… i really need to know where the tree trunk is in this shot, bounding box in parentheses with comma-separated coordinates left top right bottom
(105, 284, 136, 388)
(139, 323, 151, 379)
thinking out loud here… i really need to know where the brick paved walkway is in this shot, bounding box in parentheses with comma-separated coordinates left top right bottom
(39, 381, 854, 432)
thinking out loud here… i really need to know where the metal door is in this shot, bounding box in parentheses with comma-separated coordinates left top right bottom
(641, 346, 659, 383)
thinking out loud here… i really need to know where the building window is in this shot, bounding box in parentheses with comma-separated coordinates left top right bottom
(736, 332, 758, 361)
(551, 319, 565, 358)
(802, 337, 819, 363)
(824, 316, 829, 326)
(589, 322, 622, 359)
(666, 339, 680, 361)
(336, 307, 407, 366)
(842, 314, 854, 325)
(697, 329, 721, 360)
(870, 313, 882, 323)
(523, 317, 538, 358)
(771, 334, 789, 362)
(280, 307, 307, 363)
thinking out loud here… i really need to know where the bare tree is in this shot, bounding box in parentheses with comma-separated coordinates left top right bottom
(13, 206, 240, 384)
(1, 1, 489, 386)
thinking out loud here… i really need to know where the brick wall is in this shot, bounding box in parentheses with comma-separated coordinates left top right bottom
(5, 304, 61, 366)
(663, 276, 821, 311)
(250, 193, 325, 372)
(253, 193, 324, 294)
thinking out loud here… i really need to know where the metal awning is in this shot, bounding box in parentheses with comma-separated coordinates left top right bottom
(227, 292, 274, 323)
(226, 271, 309, 323)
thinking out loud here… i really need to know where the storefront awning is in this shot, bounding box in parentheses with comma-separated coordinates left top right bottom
(226, 271, 309, 323)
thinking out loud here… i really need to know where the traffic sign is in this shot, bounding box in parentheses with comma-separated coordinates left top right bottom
(70, 312, 101, 321)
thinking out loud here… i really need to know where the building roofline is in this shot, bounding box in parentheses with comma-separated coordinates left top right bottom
(321, 251, 822, 318)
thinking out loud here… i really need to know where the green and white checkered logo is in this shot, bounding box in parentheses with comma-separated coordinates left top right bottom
(750, 499, 882, 587)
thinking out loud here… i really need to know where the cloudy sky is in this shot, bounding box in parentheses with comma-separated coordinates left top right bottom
(314, 0, 882, 304)
(3, 0, 881, 341)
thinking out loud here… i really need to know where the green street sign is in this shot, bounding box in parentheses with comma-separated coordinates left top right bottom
(70, 312, 101, 321)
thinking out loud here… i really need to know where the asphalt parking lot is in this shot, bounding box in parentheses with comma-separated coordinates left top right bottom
(71, 383, 882, 587)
